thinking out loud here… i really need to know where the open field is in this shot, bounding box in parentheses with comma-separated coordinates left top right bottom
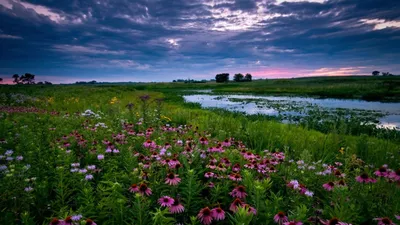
(0, 83, 399, 225)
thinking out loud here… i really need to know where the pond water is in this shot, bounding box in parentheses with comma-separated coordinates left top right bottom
(183, 94, 400, 130)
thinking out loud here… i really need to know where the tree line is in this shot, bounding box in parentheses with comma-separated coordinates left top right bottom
(0, 73, 52, 85)
(372, 71, 394, 76)
(215, 73, 252, 83)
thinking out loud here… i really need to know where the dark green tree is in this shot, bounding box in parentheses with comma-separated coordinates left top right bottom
(215, 73, 229, 83)
(372, 71, 380, 76)
(233, 73, 244, 82)
(12, 74, 20, 84)
(244, 73, 252, 81)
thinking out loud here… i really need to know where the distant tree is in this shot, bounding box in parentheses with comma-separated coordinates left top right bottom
(0, 78, 3, 82)
(233, 73, 244, 82)
(12, 74, 20, 84)
(12, 73, 35, 84)
(244, 73, 252, 81)
(372, 71, 380, 76)
(37, 81, 44, 85)
(45, 81, 52, 85)
(20, 73, 36, 84)
(172, 80, 176, 82)
(382, 72, 392, 76)
(215, 73, 229, 83)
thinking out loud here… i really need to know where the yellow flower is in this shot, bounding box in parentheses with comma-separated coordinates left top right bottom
(110, 97, 118, 104)
(339, 147, 345, 155)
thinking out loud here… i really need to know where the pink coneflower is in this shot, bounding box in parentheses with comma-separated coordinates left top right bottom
(208, 182, 215, 188)
(222, 138, 231, 147)
(356, 173, 377, 183)
(274, 212, 289, 224)
(389, 169, 400, 181)
(211, 207, 225, 221)
(138, 183, 152, 196)
(229, 198, 243, 212)
(232, 163, 241, 172)
(243, 204, 257, 215)
(165, 173, 181, 186)
(375, 166, 389, 177)
(230, 186, 247, 199)
(334, 170, 346, 178)
(199, 137, 209, 145)
(64, 216, 73, 225)
(374, 217, 396, 225)
(284, 221, 303, 225)
(337, 180, 347, 186)
(158, 196, 175, 207)
(198, 207, 213, 225)
(243, 152, 255, 160)
(216, 163, 227, 171)
(143, 140, 156, 148)
(321, 218, 350, 225)
(395, 215, 400, 220)
(85, 219, 97, 225)
(204, 172, 214, 178)
(49, 218, 65, 225)
(229, 173, 242, 181)
(129, 184, 139, 193)
(169, 198, 185, 214)
(323, 182, 335, 191)
(206, 161, 216, 169)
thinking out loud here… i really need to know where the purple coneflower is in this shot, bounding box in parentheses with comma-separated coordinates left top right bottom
(232, 163, 241, 172)
(284, 221, 303, 225)
(204, 172, 214, 178)
(49, 218, 64, 225)
(97, 154, 104, 160)
(199, 137, 208, 145)
(165, 173, 181, 186)
(321, 218, 351, 225)
(16, 156, 23, 161)
(85, 174, 94, 180)
(129, 184, 139, 193)
(243, 204, 257, 215)
(374, 217, 396, 225)
(211, 207, 225, 221)
(230, 185, 247, 199)
(143, 140, 156, 148)
(138, 183, 152, 196)
(389, 169, 400, 181)
(169, 198, 184, 214)
(395, 215, 400, 220)
(229, 173, 242, 181)
(375, 166, 389, 177)
(322, 182, 335, 191)
(229, 198, 243, 212)
(158, 196, 175, 207)
(356, 173, 377, 183)
(274, 212, 289, 224)
(198, 207, 213, 225)
(222, 138, 231, 147)
(85, 219, 97, 225)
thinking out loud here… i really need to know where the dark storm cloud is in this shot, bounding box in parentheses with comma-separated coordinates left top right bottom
(0, 0, 399, 83)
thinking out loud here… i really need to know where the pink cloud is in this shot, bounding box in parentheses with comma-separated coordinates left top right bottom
(249, 66, 370, 78)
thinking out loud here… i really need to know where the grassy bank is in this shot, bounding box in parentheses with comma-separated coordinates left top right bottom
(134, 76, 400, 101)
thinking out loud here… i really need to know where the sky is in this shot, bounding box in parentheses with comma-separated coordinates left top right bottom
(0, 0, 399, 83)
